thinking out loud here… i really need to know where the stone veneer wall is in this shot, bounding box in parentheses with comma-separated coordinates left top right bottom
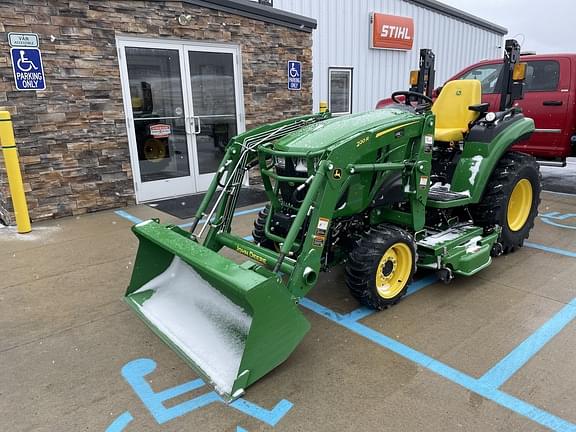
(0, 0, 312, 222)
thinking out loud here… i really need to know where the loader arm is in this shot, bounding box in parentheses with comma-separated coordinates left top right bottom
(187, 112, 331, 239)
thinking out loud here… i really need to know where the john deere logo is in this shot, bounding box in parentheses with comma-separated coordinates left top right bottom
(333, 168, 342, 179)
(456, 89, 462, 96)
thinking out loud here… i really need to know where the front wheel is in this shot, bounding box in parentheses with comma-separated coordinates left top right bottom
(345, 225, 416, 310)
(470, 152, 541, 254)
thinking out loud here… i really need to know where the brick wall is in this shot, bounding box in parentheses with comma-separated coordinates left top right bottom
(0, 0, 313, 221)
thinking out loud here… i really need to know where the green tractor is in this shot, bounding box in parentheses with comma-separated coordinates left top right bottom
(124, 40, 540, 399)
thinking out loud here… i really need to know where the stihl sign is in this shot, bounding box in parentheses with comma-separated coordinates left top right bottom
(370, 12, 414, 51)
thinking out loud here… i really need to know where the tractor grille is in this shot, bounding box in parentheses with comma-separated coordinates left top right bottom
(274, 157, 310, 207)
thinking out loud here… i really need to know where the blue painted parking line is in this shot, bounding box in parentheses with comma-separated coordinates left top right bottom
(540, 212, 576, 220)
(543, 190, 576, 198)
(300, 297, 576, 432)
(341, 274, 439, 322)
(479, 297, 576, 389)
(114, 210, 143, 225)
(107, 358, 292, 430)
(541, 218, 576, 230)
(113, 206, 576, 430)
(114, 210, 255, 242)
(540, 211, 576, 231)
(105, 411, 133, 432)
(525, 242, 576, 258)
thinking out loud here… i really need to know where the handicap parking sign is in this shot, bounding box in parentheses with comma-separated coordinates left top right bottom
(11, 48, 46, 91)
(288, 60, 301, 91)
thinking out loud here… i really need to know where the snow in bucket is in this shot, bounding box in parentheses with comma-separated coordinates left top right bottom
(135, 257, 252, 394)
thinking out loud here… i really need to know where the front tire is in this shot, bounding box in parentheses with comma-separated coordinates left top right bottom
(470, 152, 541, 254)
(345, 225, 416, 310)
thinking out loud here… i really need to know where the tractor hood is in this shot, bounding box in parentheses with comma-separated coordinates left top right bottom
(273, 108, 421, 153)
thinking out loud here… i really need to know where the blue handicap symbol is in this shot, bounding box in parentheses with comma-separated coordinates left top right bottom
(289, 62, 300, 78)
(106, 358, 293, 431)
(10, 48, 46, 91)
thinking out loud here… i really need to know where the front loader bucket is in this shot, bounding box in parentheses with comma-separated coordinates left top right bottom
(124, 220, 310, 399)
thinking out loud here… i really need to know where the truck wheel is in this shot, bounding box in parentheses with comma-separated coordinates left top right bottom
(470, 152, 541, 254)
(345, 225, 416, 310)
(252, 205, 277, 250)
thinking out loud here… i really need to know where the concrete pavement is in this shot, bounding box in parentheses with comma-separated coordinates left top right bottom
(1, 190, 576, 431)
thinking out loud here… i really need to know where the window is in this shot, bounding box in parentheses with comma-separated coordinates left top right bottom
(329, 68, 353, 115)
(524, 60, 560, 91)
(460, 64, 502, 94)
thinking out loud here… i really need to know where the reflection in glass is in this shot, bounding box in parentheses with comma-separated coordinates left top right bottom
(134, 117, 190, 182)
(125, 47, 190, 182)
(330, 70, 351, 114)
(188, 52, 237, 116)
(188, 51, 238, 175)
(195, 117, 237, 174)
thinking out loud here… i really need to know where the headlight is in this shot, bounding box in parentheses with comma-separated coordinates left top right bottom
(485, 112, 496, 122)
(275, 156, 286, 169)
(294, 157, 307, 173)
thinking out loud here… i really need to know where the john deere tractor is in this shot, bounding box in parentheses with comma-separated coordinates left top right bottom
(124, 40, 540, 399)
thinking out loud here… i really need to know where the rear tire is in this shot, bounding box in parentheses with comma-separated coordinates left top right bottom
(470, 152, 541, 254)
(252, 205, 277, 250)
(345, 225, 416, 310)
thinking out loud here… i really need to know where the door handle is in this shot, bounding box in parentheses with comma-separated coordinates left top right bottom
(184, 117, 202, 135)
(184, 116, 193, 136)
(193, 116, 202, 135)
(543, 100, 563, 106)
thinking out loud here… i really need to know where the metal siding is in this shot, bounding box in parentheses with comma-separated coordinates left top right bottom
(274, 0, 504, 112)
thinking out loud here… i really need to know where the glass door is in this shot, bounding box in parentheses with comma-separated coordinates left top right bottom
(119, 42, 197, 202)
(185, 47, 242, 190)
(118, 39, 244, 202)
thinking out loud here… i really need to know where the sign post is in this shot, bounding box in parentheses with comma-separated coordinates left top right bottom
(287, 60, 301, 91)
(0, 111, 31, 234)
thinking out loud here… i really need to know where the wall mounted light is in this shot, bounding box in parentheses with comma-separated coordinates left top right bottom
(178, 14, 192, 26)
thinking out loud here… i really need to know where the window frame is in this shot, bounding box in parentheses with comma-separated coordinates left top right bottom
(328, 67, 353, 115)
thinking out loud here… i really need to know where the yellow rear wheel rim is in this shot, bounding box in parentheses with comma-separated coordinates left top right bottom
(507, 179, 533, 231)
(375, 242, 412, 299)
(144, 138, 167, 161)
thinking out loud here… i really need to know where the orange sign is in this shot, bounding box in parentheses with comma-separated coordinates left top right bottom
(370, 12, 414, 51)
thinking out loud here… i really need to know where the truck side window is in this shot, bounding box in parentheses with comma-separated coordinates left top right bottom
(460, 64, 503, 94)
(524, 61, 560, 91)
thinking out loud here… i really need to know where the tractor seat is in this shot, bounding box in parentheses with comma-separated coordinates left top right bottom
(431, 80, 482, 142)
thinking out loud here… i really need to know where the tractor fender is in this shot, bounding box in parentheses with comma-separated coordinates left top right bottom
(450, 116, 535, 203)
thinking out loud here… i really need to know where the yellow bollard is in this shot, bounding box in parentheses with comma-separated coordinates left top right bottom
(0, 111, 31, 234)
(319, 101, 328, 113)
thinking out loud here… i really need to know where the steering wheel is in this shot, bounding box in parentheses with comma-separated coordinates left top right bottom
(391, 91, 434, 112)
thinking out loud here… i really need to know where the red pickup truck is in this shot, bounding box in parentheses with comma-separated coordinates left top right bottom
(377, 54, 576, 162)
